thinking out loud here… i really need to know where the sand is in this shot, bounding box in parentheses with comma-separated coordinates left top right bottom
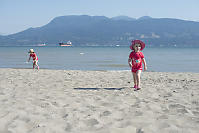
(0, 68, 199, 133)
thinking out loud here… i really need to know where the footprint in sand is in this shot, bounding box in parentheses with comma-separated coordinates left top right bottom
(100, 110, 112, 117)
(40, 102, 50, 108)
(51, 101, 59, 107)
(78, 118, 99, 129)
(168, 104, 188, 114)
(101, 102, 114, 107)
(192, 111, 199, 117)
(7, 113, 31, 132)
(0, 92, 5, 95)
(134, 110, 143, 116)
(158, 114, 169, 120)
(64, 123, 71, 131)
(85, 118, 99, 127)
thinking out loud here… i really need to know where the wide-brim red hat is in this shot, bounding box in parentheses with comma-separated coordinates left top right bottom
(130, 40, 145, 51)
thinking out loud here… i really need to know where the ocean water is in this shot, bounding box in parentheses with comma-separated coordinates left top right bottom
(0, 46, 199, 72)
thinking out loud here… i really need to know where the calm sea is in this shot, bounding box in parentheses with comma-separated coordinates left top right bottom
(0, 46, 199, 72)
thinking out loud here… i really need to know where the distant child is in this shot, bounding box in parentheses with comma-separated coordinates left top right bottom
(128, 40, 147, 90)
(28, 49, 39, 70)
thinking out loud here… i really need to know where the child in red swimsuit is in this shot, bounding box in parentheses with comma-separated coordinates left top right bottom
(128, 40, 147, 90)
(28, 49, 39, 70)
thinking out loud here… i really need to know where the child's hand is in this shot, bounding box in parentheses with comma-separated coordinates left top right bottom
(144, 66, 147, 71)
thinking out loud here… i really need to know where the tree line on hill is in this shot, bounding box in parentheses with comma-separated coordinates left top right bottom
(0, 15, 199, 47)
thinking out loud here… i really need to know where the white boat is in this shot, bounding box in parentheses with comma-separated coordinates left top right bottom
(37, 43, 46, 46)
(59, 41, 72, 46)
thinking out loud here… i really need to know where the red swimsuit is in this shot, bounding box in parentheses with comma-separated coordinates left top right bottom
(30, 53, 38, 61)
(129, 51, 144, 73)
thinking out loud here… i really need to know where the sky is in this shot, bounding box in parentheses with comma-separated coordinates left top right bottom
(0, 0, 199, 35)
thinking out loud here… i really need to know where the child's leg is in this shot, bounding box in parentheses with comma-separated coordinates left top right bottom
(132, 72, 137, 87)
(35, 61, 39, 70)
(136, 70, 142, 88)
(33, 61, 35, 69)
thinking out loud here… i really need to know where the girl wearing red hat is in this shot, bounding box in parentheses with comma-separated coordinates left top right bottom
(128, 40, 147, 90)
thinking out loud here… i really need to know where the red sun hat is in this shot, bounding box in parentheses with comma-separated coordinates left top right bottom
(130, 40, 145, 51)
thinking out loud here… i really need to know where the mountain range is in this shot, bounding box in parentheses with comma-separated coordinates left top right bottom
(0, 15, 199, 47)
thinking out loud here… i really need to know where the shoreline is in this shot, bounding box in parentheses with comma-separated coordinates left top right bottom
(0, 68, 198, 132)
(0, 68, 199, 73)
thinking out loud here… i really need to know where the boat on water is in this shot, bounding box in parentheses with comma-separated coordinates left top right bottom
(37, 43, 46, 46)
(59, 41, 72, 46)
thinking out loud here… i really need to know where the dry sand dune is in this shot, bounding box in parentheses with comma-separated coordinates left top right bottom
(0, 68, 199, 133)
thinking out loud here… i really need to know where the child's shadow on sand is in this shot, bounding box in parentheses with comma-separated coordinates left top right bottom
(74, 88, 125, 90)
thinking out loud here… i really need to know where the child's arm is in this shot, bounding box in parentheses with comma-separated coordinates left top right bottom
(142, 58, 147, 71)
(28, 55, 31, 62)
(128, 58, 132, 67)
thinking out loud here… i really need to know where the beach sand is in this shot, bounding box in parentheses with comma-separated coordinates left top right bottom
(0, 68, 199, 133)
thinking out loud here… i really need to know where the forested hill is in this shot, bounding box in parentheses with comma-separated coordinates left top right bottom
(1, 15, 199, 47)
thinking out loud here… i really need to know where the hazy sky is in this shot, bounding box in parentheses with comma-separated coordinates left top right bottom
(0, 0, 198, 35)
